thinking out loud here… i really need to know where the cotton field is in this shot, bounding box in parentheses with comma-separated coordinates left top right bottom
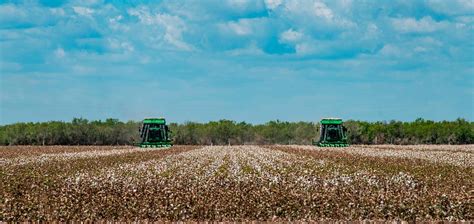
(1, 145, 472, 221)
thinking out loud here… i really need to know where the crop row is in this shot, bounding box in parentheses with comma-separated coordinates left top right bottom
(0, 146, 179, 167)
(283, 145, 473, 167)
(2, 145, 471, 221)
(0, 145, 127, 159)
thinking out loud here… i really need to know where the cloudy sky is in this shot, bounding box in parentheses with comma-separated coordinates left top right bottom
(0, 0, 473, 124)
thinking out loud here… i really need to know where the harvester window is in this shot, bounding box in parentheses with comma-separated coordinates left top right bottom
(326, 125, 342, 141)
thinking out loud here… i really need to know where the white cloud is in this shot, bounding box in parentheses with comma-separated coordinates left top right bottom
(227, 0, 252, 8)
(73, 6, 94, 17)
(377, 36, 444, 58)
(128, 7, 153, 25)
(226, 20, 253, 36)
(338, 0, 353, 10)
(0, 4, 23, 18)
(276, 0, 356, 37)
(364, 23, 379, 39)
(280, 29, 303, 43)
(2, 0, 472, 65)
(157, 14, 194, 51)
(49, 8, 65, 16)
(0, 4, 62, 27)
(108, 15, 129, 32)
(414, 46, 428, 53)
(392, 16, 447, 33)
(264, 0, 283, 10)
(54, 47, 66, 58)
(313, 1, 334, 20)
(72, 65, 96, 74)
(128, 7, 193, 51)
(2, 0, 473, 124)
(379, 44, 402, 57)
(283, 0, 334, 21)
(108, 39, 134, 52)
(226, 42, 265, 56)
(219, 17, 268, 39)
(295, 42, 315, 55)
(427, 0, 474, 16)
(417, 37, 443, 47)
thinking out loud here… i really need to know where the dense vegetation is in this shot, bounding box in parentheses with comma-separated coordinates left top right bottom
(0, 118, 472, 145)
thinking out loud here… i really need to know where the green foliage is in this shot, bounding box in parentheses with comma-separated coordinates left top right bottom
(0, 118, 472, 145)
(0, 119, 140, 146)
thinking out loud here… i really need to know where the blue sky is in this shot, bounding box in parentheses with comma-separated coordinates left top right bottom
(0, 0, 473, 124)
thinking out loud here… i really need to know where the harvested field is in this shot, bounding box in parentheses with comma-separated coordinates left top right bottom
(1, 145, 473, 222)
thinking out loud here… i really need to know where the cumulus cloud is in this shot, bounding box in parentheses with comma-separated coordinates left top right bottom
(0, 1, 472, 61)
(283, 0, 334, 21)
(279, 29, 304, 43)
(54, 47, 66, 58)
(73, 6, 94, 17)
(128, 7, 194, 51)
(0, 4, 63, 28)
(264, 0, 283, 10)
(107, 38, 134, 52)
(427, 0, 474, 16)
(221, 17, 270, 38)
(226, 20, 253, 36)
(391, 16, 447, 33)
(226, 42, 265, 56)
(1, 0, 473, 123)
(271, 0, 357, 41)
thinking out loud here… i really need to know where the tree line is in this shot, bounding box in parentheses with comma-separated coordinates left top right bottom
(0, 118, 472, 145)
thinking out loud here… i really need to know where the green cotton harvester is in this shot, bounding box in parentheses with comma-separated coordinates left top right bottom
(138, 118, 172, 148)
(313, 118, 349, 147)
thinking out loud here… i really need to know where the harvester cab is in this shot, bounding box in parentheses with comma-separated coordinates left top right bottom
(313, 118, 349, 147)
(138, 118, 172, 148)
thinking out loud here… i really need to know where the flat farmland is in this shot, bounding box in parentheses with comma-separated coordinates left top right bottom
(1, 145, 473, 222)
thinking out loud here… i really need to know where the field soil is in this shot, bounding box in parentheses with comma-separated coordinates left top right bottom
(1, 145, 473, 221)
